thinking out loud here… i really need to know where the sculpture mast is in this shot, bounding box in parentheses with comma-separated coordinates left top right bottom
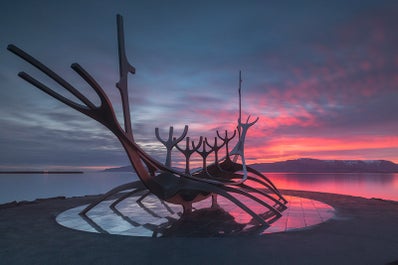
(238, 70, 242, 123)
(116, 14, 136, 141)
(231, 70, 259, 182)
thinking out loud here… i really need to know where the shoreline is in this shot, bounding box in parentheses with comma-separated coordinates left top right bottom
(0, 171, 84, 174)
(1, 188, 397, 208)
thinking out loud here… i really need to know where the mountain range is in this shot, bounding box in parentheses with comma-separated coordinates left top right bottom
(104, 158, 398, 173)
(250, 158, 398, 173)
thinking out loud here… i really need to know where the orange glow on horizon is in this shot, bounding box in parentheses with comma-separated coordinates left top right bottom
(244, 135, 398, 164)
(181, 102, 398, 165)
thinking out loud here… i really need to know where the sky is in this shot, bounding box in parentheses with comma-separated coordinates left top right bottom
(1, 0, 398, 171)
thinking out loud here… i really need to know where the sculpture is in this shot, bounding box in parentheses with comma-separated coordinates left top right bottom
(8, 14, 287, 230)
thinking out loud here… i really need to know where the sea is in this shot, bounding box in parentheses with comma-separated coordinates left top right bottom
(0, 171, 397, 204)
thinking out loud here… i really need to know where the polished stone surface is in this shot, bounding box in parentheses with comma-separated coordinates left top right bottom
(56, 194, 334, 237)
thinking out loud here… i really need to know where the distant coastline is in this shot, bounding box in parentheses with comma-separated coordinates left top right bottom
(0, 171, 84, 174)
(103, 158, 398, 173)
(251, 158, 398, 173)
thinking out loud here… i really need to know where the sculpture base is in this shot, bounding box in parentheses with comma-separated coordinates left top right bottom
(56, 192, 334, 237)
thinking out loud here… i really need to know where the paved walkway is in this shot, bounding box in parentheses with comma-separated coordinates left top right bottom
(1, 190, 398, 265)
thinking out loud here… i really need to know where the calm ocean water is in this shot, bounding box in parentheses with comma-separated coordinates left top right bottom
(267, 172, 398, 201)
(0, 172, 136, 204)
(0, 172, 397, 204)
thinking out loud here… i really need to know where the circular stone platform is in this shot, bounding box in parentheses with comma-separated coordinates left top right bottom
(56, 194, 334, 237)
(2, 190, 398, 264)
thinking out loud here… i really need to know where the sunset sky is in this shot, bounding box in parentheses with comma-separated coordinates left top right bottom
(1, 1, 398, 170)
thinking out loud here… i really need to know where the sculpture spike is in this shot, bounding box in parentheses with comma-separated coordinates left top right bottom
(155, 125, 188, 167)
(116, 14, 136, 140)
(238, 70, 242, 122)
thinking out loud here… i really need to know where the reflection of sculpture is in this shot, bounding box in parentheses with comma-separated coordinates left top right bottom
(8, 14, 287, 230)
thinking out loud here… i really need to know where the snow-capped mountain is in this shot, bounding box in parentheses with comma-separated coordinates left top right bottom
(251, 158, 398, 173)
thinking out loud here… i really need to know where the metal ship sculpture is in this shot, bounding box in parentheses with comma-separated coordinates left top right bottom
(8, 15, 287, 233)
